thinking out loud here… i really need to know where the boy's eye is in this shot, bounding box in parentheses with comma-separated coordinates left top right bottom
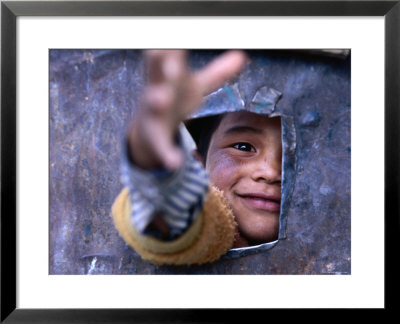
(232, 142, 255, 152)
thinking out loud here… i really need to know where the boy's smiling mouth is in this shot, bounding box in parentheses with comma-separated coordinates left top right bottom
(235, 192, 281, 212)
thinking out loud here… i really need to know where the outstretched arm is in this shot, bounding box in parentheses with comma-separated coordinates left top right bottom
(120, 50, 246, 240)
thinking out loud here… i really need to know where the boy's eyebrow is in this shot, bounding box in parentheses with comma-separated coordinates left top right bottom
(223, 125, 263, 135)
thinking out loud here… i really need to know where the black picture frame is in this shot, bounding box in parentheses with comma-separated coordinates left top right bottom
(1, 0, 399, 322)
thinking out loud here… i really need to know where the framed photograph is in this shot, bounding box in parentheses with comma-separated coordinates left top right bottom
(2, 0, 398, 321)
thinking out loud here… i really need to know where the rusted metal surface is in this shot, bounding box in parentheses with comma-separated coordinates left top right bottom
(49, 49, 350, 274)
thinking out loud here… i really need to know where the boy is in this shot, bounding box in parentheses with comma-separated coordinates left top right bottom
(112, 50, 282, 265)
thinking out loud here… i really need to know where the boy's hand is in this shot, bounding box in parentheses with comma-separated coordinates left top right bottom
(128, 50, 247, 170)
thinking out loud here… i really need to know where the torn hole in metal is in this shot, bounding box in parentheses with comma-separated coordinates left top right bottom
(183, 75, 296, 260)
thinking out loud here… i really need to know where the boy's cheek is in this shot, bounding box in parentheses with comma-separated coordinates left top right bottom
(207, 153, 239, 188)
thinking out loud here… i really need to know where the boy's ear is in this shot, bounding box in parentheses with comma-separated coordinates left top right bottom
(191, 149, 205, 167)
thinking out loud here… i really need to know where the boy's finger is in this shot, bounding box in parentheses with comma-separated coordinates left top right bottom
(193, 50, 247, 96)
(162, 50, 187, 83)
(146, 50, 165, 84)
(146, 50, 187, 84)
(143, 84, 175, 115)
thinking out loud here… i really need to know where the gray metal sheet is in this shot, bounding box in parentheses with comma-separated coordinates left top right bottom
(49, 49, 350, 274)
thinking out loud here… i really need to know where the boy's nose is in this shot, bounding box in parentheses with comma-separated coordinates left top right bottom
(251, 156, 282, 185)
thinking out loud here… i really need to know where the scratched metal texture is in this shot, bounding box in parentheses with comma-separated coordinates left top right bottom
(49, 49, 351, 274)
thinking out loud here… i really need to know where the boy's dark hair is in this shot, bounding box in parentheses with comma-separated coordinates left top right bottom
(184, 114, 224, 163)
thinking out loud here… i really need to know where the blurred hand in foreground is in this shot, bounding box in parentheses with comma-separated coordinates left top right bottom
(128, 50, 247, 170)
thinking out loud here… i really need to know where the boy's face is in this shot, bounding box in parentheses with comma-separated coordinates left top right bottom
(205, 111, 282, 247)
